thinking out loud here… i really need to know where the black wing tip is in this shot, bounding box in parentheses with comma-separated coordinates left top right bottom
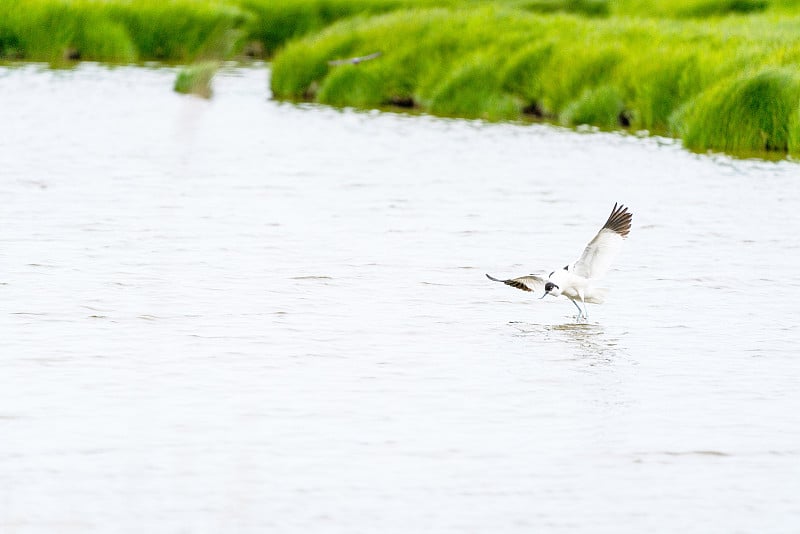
(486, 273, 532, 292)
(604, 202, 633, 237)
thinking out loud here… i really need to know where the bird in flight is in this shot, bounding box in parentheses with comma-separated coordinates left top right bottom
(327, 51, 382, 66)
(486, 203, 632, 321)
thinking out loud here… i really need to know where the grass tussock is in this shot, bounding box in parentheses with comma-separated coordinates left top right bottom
(103, 1, 250, 61)
(174, 60, 220, 98)
(508, 0, 610, 16)
(561, 85, 626, 129)
(0, 0, 249, 64)
(611, 0, 769, 18)
(235, 0, 427, 57)
(428, 60, 521, 120)
(675, 68, 800, 154)
(271, 8, 800, 157)
(0, 0, 442, 63)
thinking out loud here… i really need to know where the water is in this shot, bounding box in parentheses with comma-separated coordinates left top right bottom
(1, 64, 799, 533)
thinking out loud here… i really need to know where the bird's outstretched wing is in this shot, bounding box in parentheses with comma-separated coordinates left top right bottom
(486, 272, 547, 294)
(572, 203, 632, 280)
(327, 51, 382, 66)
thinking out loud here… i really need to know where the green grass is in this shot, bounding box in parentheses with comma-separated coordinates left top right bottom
(102, 1, 250, 61)
(270, 7, 800, 157)
(425, 54, 520, 120)
(0, 0, 249, 64)
(0, 0, 139, 62)
(675, 68, 800, 154)
(2, 0, 799, 63)
(561, 85, 626, 129)
(610, 0, 800, 17)
(0, 0, 443, 63)
(235, 0, 426, 57)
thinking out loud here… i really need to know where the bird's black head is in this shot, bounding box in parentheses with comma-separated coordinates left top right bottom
(544, 282, 559, 293)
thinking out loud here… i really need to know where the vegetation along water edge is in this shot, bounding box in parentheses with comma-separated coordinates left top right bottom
(271, 7, 800, 157)
(2, 0, 800, 158)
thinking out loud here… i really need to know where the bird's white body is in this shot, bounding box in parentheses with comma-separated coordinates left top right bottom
(487, 203, 632, 321)
(547, 269, 607, 304)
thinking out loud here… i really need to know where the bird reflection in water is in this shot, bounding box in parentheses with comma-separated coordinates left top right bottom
(509, 321, 627, 365)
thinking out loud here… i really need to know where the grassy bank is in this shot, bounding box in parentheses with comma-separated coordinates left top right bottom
(271, 8, 800, 157)
(4, 0, 800, 64)
(0, 0, 438, 63)
(0, 0, 253, 63)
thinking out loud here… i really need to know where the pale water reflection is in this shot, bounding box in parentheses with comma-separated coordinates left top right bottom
(1, 64, 799, 533)
(510, 321, 627, 365)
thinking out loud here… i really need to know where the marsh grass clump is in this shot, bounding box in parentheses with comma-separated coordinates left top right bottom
(317, 64, 386, 107)
(501, 40, 556, 114)
(427, 55, 521, 120)
(538, 44, 625, 114)
(512, 0, 610, 16)
(675, 68, 800, 154)
(268, 24, 365, 99)
(676, 0, 768, 17)
(0, 0, 420, 63)
(103, 0, 250, 61)
(0, 0, 137, 63)
(235, 0, 418, 57)
(0, 0, 248, 63)
(174, 61, 220, 98)
(271, 7, 800, 157)
(611, 0, 769, 17)
(561, 85, 626, 129)
(622, 52, 704, 133)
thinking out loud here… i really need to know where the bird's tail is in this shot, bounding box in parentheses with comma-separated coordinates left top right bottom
(585, 288, 608, 304)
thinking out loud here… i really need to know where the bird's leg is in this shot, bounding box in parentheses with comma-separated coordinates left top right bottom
(578, 290, 588, 322)
(571, 299, 584, 321)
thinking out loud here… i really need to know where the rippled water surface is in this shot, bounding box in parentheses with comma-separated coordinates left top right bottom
(2, 64, 799, 533)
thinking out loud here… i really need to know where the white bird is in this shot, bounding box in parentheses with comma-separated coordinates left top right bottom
(486, 203, 632, 321)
